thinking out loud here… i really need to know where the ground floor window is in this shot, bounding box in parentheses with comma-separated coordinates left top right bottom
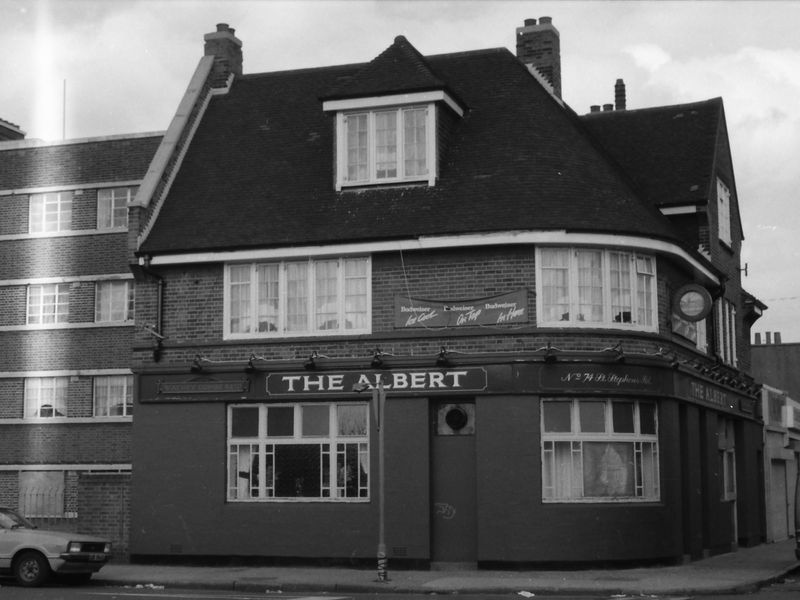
(228, 402, 369, 502)
(541, 398, 660, 502)
(19, 471, 64, 517)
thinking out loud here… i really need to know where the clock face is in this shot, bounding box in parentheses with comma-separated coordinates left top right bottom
(679, 291, 706, 317)
(674, 284, 712, 321)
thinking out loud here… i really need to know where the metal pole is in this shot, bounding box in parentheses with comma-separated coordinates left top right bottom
(375, 380, 388, 581)
(795, 451, 800, 559)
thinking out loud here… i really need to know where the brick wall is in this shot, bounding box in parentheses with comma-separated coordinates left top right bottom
(0, 234, 129, 279)
(0, 423, 130, 463)
(133, 245, 703, 369)
(78, 473, 131, 559)
(0, 329, 134, 371)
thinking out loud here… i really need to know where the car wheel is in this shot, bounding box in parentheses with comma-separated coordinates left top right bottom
(13, 551, 52, 587)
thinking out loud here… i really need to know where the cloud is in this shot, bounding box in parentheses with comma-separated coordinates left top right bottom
(624, 43, 671, 72)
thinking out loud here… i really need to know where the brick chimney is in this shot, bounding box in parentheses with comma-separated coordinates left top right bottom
(516, 17, 562, 99)
(204, 23, 243, 86)
(615, 78, 626, 110)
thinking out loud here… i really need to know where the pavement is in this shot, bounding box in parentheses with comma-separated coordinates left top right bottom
(92, 538, 800, 596)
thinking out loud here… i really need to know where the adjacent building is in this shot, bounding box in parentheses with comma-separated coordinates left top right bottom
(125, 19, 767, 566)
(0, 131, 161, 556)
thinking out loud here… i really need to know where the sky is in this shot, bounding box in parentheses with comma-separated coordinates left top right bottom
(2, 0, 799, 343)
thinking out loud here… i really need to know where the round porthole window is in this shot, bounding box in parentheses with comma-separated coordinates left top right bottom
(445, 406, 469, 431)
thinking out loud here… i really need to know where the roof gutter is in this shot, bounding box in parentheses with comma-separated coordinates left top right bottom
(140, 230, 720, 286)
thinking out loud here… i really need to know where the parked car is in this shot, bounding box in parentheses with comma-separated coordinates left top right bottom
(0, 507, 112, 586)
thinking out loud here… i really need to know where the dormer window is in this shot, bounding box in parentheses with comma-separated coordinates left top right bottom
(343, 105, 429, 185)
(324, 91, 464, 191)
(334, 102, 436, 189)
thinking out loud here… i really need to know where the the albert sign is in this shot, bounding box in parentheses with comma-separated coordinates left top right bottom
(266, 368, 488, 397)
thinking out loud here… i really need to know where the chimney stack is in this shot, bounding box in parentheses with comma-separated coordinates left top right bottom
(516, 17, 562, 98)
(204, 23, 243, 86)
(615, 78, 626, 110)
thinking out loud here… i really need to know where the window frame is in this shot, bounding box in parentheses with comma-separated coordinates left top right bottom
(715, 298, 738, 367)
(541, 398, 660, 503)
(24, 377, 69, 419)
(223, 256, 371, 339)
(97, 187, 136, 229)
(535, 247, 658, 331)
(28, 191, 73, 234)
(19, 471, 65, 518)
(335, 103, 436, 189)
(27, 283, 70, 325)
(717, 177, 732, 247)
(227, 402, 370, 503)
(95, 280, 135, 323)
(93, 375, 134, 417)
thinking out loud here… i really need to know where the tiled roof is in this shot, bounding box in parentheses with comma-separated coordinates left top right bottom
(0, 135, 162, 190)
(580, 99, 722, 208)
(140, 41, 684, 255)
(321, 35, 452, 101)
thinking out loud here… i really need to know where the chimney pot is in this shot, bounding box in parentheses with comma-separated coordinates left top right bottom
(590, 105, 601, 113)
(755, 333, 762, 345)
(216, 23, 229, 32)
(766, 332, 772, 344)
(775, 332, 782, 344)
(524, 18, 537, 26)
(603, 104, 614, 112)
(539, 16, 553, 24)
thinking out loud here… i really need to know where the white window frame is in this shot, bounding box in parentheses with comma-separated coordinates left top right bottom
(97, 187, 136, 229)
(541, 398, 660, 503)
(29, 192, 73, 233)
(227, 402, 370, 502)
(95, 280, 134, 322)
(223, 257, 371, 339)
(535, 247, 658, 331)
(27, 284, 70, 325)
(93, 375, 133, 417)
(717, 177, 732, 247)
(715, 298, 737, 367)
(24, 377, 69, 419)
(335, 103, 436, 189)
(671, 313, 708, 353)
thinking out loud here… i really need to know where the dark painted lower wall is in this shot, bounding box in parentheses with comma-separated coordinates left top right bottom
(130, 388, 764, 564)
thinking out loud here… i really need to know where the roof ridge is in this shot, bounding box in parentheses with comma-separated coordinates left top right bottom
(320, 35, 447, 101)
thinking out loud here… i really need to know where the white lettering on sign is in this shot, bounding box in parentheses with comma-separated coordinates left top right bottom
(405, 309, 439, 327)
(496, 307, 525, 323)
(269, 368, 487, 396)
(689, 381, 731, 408)
(456, 309, 482, 326)
(560, 371, 653, 386)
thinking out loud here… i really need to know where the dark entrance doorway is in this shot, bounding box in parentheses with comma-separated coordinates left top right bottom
(430, 400, 477, 565)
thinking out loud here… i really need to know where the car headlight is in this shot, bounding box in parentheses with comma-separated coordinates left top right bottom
(68, 542, 82, 553)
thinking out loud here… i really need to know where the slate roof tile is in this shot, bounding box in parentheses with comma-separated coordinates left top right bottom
(140, 41, 684, 255)
(580, 98, 722, 208)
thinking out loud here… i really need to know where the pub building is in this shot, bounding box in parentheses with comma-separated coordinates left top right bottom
(128, 20, 767, 566)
